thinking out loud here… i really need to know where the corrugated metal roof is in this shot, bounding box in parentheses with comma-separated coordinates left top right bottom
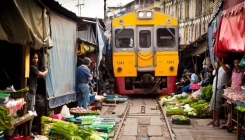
(77, 24, 97, 45)
(38, 0, 87, 31)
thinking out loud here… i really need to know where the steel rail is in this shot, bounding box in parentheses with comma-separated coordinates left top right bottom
(113, 99, 131, 140)
(158, 99, 175, 140)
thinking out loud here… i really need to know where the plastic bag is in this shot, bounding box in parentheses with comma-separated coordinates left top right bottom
(60, 105, 71, 118)
(5, 85, 16, 92)
(239, 57, 245, 68)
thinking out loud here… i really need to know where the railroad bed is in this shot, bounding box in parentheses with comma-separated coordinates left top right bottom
(101, 95, 174, 140)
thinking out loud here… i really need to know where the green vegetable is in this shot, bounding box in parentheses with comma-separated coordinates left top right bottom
(78, 127, 107, 140)
(41, 116, 107, 140)
(16, 87, 29, 92)
(0, 106, 14, 132)
(201, 85, 213, 101)
(171, 115, 189, 121)
(165, 105, 184, 115)
(189, 100, 211, 118)
(41, 116, 82, 140)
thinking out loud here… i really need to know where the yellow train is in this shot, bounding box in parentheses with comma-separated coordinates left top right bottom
(111, 10, 179, 94)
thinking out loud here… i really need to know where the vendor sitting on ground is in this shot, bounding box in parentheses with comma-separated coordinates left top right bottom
(182, 68, 199, 93)
(220, 58, 244, 129)
(201, 64, 214, 87)
(176, 75, 191, 94)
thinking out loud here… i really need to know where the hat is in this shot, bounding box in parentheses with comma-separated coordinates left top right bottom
(83, 57, 92, 65)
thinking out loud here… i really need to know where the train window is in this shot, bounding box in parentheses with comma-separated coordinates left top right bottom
(157, 28, 175, 47)
(139, 30, 151, 48)
(115, 29, 134, 48)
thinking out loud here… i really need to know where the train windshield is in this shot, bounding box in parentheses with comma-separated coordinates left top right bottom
(139, 30, 151, 48)
(115, 29, 134, 48)
(157, 28, 175, 47)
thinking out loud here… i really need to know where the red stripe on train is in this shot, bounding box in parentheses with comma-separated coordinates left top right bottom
(115, 77, 176, 94)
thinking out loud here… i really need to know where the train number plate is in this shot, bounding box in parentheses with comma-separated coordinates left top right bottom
(167, 60, 174, 64)
(117, 61, 124, 65)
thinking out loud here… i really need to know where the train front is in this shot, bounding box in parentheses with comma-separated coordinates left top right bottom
(112, 10, 179, 94)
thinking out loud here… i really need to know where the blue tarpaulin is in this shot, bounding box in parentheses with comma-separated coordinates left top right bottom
(46, 12, 77, 108)
(208, 14, 221, 69)
(96, 20, 105, 68)
(118, 8, 126, 15)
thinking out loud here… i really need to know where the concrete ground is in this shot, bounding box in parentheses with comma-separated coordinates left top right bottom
(168, 117, 237, 140)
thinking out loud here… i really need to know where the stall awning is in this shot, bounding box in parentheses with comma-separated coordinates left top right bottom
(0, 0, 52, 50)
(184, 42, 207, 58)
(214, 1, 245, 57)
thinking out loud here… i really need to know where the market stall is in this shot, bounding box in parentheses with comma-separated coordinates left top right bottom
(212, 1, 245, 139)
(38, 94, 119, 140)
(0, 88, 37, 139)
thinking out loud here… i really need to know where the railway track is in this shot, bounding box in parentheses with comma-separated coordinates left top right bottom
(113, 95, 175, 140)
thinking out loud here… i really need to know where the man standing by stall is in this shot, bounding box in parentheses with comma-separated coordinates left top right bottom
(220, 58, 244, 129)
(208, 58, 230, 126)
(77, 57, 92, 110)
(28, 52, 48, 136)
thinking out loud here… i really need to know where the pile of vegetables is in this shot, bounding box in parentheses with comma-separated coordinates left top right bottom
(183, 104, 197, 116)
(0, 106, 14, 132)
(42, 116, 81, 140)
(190, 100, 211, 118)
(165, 105, 184, 115)
(78, 127, 108, 140)
(201, 84, 213, 101)
(171, 115, 189, 121)
(41, 116, 107, 140)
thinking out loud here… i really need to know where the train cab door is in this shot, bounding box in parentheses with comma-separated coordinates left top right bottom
(136, 26, 154, 72)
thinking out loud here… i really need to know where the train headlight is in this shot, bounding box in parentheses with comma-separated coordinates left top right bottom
(169, 66, 174, 71)
(136, 10, 153, 19)
(117, 67, 122, 72)
(138, 12, 144, 18)
(146, 12, 152, 17)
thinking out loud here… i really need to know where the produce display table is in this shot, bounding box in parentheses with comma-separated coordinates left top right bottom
(223, 93, 245, 139)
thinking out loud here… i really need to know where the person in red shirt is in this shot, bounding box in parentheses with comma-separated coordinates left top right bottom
(220, 58, 244, 129)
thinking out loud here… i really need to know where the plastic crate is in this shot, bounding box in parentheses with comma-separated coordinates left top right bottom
(190, 84, 201, 90)
(236, 100, 245, 108)
(9, 92, 27, 98)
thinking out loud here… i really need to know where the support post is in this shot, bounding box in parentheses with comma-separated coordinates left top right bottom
(104, 0, 106, 20)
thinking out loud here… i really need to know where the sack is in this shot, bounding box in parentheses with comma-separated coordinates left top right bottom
(239, 57, 245, 68)
(78, 42, 89, 55)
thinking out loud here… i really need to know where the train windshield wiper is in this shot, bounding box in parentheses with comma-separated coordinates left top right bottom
(115, 27, 125, 37)
(165, 27, 175, 38)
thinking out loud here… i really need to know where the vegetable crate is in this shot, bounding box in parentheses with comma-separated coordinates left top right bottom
(236, 100, 245, 108)
(171, 117, 190, 125)
(89, 94, 95, 103)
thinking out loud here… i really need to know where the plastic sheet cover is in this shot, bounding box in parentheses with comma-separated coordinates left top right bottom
(0, 0, 52, 49)
(208, 12, 222, 68)
(96, 20, 105, 67)
(214, 1, 245, 56)
(46, 12, 77, 108)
